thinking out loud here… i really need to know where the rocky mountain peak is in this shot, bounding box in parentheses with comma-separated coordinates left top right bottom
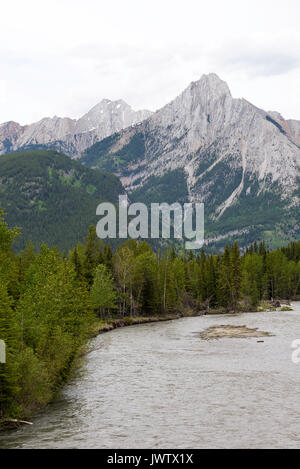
(190, 73, 232, 99)
(76, 99, 152, 136)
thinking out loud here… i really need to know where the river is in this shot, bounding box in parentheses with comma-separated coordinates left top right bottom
(1, 303, 300, 449)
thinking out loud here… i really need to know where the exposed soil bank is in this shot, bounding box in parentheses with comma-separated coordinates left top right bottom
(204, 300, 295, 315)
(199, 325, 272, 340)
(92, 311, 204, 336)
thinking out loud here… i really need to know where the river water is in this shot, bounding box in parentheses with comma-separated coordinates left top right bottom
(1, 303, 300, 449)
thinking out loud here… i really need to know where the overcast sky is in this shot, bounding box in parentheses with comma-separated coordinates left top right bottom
(1, 0, 300, 124)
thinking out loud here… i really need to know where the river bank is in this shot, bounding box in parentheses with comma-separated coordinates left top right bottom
(0, 310, 204, 432)
(0, 307, 235, 432)
(91, 311, 205, 336)
(0, 300, 294, 433)
(2, 303, 300, 449)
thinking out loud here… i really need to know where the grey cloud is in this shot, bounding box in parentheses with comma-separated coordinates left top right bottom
(220, 51, 300, 76)
(211, 36, 300, 77)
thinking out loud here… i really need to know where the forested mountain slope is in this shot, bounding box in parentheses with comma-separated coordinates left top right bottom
(0, 150, 124, 250)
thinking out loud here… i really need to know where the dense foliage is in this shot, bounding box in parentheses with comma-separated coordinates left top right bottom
(81, 133, 146, 172)
(0, 210, 299, 424)
(131, 169, 189, 206)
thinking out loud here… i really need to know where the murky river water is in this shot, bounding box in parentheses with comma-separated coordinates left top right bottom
(1, 303, 300, 449)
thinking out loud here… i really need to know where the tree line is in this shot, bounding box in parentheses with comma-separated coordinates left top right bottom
(0, 210, 300, 423)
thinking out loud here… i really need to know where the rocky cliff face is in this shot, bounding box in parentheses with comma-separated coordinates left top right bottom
(0, 121, 25, 154)
(81, 73, 300, 248)
(0, 100, 152, 156)
(268, 112, 300, 147)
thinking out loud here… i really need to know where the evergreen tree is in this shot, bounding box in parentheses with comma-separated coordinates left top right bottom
(242, 253, 263, 308)
(82, 225, 104, 287)
(217, 246, 232, 309)
(230, 242, 241, 312)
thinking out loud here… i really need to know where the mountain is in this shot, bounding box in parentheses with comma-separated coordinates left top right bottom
(267, 111, 300, 146)
(0, 100, 152, 157)
(80, 73, 300, 249)
(0, 150, 124, 250)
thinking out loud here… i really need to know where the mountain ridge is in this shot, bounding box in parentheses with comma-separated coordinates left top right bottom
(0, 99, 153, 157)
(80, 73, 300, 249)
